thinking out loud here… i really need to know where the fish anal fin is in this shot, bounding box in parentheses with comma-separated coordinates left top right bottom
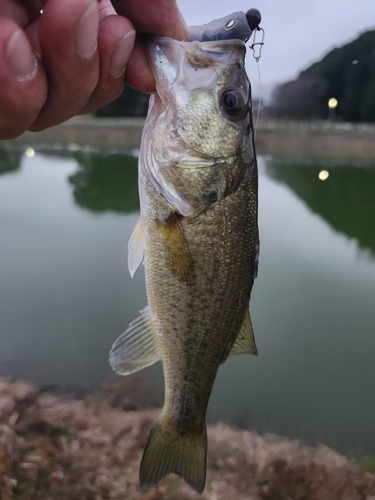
(228, 308, 258, 358)
(128, 218, 145, 278)
(158, 214, 194, 285)
(109, 306, 159, 376)
(140, 415, 207, 494)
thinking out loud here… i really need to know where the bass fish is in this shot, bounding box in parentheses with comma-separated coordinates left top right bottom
(110, 35, 259, 494)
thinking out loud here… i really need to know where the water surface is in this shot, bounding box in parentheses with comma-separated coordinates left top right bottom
(0, 142, 374, 456)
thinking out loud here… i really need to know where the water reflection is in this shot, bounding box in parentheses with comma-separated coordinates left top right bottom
(0, 143, 22, 175)
(265, 158, 375, 255)
(0, 148, 146, 393)
(68, 152, 139, 213)
(1, 144, 375, 457)
(37, 148, 140, 213)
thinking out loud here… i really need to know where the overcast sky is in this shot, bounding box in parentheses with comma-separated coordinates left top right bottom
(178, 0, 375, 99)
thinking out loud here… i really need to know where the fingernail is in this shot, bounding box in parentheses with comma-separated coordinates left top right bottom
(74, 0, 99, 59)
(110, 30, 136, 78)
(6, 29, 37, 81)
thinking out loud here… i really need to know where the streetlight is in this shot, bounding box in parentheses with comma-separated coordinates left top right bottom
(327, 97, 338, 121)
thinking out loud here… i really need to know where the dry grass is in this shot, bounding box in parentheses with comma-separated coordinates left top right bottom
(0, 378, 374, 500)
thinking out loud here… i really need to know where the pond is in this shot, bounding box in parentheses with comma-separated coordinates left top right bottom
(0, 139, 374, 457)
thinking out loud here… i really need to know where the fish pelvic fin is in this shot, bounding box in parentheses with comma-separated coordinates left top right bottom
(109, 306, 160, 375)
(140, 415, 207, 494)
(228, 308, 258, 358)
(128, 217, 145, 278)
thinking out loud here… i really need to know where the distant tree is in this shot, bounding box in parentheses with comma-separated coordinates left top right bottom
(268, 75, 327, 119)
(96, 85, 150, 117)
(268, 30, 375, 122)
(359, 48, 375, 122)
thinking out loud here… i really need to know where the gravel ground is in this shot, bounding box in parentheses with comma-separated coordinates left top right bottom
(0, 378, 374, 500)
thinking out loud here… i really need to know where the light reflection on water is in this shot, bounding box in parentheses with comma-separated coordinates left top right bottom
(0, 143, 374, 456)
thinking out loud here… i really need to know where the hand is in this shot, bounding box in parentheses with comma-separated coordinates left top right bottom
(110, 0, 189, 92)
(0, 0, 189, 139)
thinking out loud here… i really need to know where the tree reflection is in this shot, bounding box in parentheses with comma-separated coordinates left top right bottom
(68, 151, 140, 214)
(265, 159, 375, 255)
(0, 143, 22, 175)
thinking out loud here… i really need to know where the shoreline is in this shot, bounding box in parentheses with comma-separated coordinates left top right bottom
(6, 116, 375, 163)
(0, 377, 374, 499)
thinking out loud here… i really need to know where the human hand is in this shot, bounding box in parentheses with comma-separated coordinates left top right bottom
(0, 0, 189, 139)
(110, 0, 189, 92)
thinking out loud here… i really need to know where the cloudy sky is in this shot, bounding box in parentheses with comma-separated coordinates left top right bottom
(178, 0, 375, 99)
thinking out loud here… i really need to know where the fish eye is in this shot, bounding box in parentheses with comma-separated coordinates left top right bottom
(221, 89, 246, 117)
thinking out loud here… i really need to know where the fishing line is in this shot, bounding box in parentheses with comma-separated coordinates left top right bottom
(253, 60, 262, 137)
(249, 27, 265, 138)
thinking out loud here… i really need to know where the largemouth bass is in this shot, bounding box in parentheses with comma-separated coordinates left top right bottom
(110, 36, 259, 493)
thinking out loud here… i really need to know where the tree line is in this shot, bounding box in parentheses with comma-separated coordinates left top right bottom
(267, 30, 375, 122)
(96, 85, 150, 117)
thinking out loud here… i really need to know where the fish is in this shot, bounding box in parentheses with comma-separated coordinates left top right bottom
(109, 35, 259, 494)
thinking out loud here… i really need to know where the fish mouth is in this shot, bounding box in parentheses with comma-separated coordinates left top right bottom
(174, 157, 227, 168)
(146, 36, 247, 103)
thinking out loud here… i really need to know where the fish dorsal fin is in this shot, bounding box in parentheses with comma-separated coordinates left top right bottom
(128, 218, 145, 278)
(109, 306, 160, 375)
(228, 308, 258, 357)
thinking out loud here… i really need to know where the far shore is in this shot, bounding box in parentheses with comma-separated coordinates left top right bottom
(7, 116, 375, 164)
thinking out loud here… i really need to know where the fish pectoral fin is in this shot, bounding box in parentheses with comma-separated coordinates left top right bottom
(109, 306, 160, 375)
(128, 218, 145, 278)
(228, 308, 258, 358)
(158, 214, 194, 285)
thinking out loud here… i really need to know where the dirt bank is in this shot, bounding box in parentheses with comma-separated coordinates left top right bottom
(255, 119, 375, 164)
(0, 378, 374, 500)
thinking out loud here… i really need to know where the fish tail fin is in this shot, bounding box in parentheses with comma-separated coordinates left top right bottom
(140, 415, 207, 493)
